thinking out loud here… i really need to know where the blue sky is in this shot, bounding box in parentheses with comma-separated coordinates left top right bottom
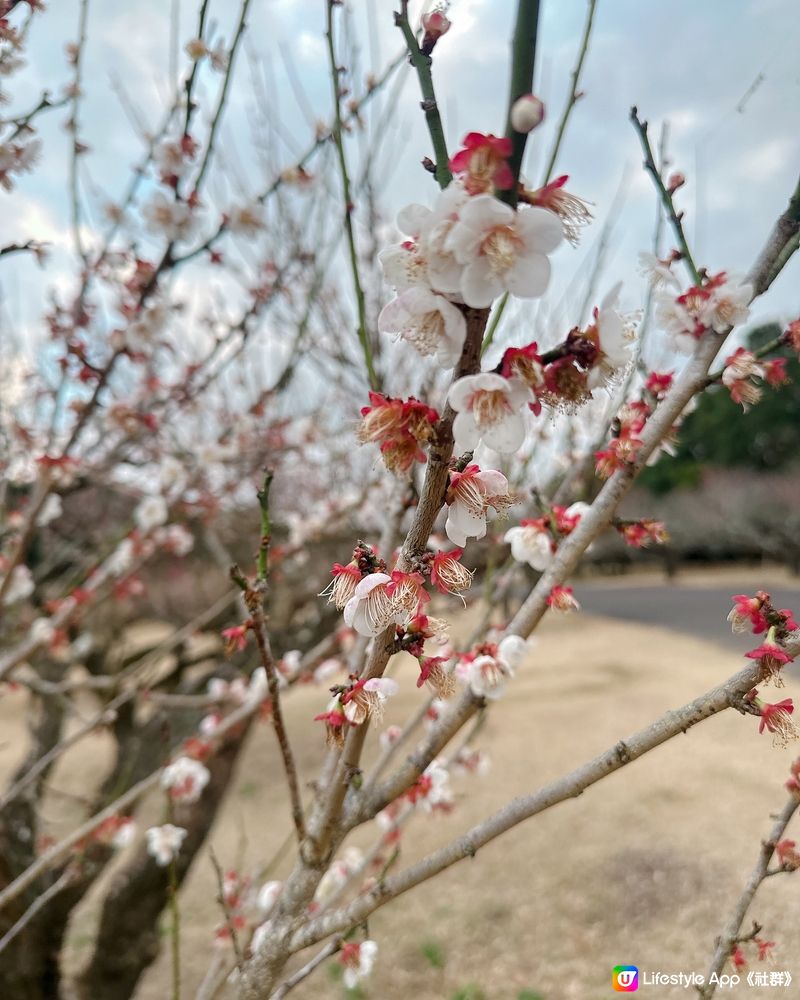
(2, 0, 799, 369)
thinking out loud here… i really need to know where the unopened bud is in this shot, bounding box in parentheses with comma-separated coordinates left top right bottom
(667, 171, 685, 194)
(510, 94, 545, 134)
(421, 9, 451, 55)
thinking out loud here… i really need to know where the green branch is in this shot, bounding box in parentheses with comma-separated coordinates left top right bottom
(395, 2, 452, 190)
(499, 0, 542, 207)
(630, 106, 701, 285)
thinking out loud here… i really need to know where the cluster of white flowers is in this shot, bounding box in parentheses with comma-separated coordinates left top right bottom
(654, 270, 752, 354)
(379, 181, 563, 365)
(460, 634, 531, 700)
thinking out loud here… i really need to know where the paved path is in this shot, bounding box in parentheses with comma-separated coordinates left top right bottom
(574, 581, 800, 651)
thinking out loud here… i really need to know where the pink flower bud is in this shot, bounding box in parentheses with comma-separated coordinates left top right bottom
(510, 94, 545, 134)
(421, 9, 451, 54)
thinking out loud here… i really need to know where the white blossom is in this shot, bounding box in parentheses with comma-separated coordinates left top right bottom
(134, 495, 168, 532)
(145, 824, 187, 866)
(3, 565, 34, 606)
(446, 194, 563, 307)
(449, 372, 531, 453)
(161, 756, 210, 803)
(378, 287, 467, 369)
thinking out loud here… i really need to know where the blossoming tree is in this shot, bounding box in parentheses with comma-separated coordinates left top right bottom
(1, 1, 800, 998)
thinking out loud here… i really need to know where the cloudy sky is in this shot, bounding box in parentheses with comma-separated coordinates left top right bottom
(2, 0, 799, 367)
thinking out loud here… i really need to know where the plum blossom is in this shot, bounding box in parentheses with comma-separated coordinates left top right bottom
(656, 272, 752, 353)
(161, 756, 211, 803)
(504, 520, 553, 570)
(445, 465, 515, 547)
(29, 617, 56, 646)
(697, 273, 753, 333)
(153, 138, 194, 182)
(522, 174, 592, 246)
(429, 548, 473, 595)
(2, 564, 34, 605)
(449, 132, 513, 195)
(448, 372, 531, 453)
(155, 523, 194, 556)
(339, 940, 378, 989)
(226, 204, 265, 237)
(341, 676, 399, 724)
(465, 635, 530, 699)
(343, 573, 405, 637)
(0, 138, 42, 191)
(36, 493, 62, 526)
(722, 348, 765, 410)
(728, 593, 769, 634)
(757, 698, 799, 748)
(378, 287, 467, 368)
(134, 495, 168, 532)
(379, 184, 467, 295)
(321, 560, 361, 610)
(745, 630, 794, 685)
(142, 192, 198, 243)
(145, 824, 187, 866)
(583, 283, 634, 388)
(638, 251, 679, 289)
(446, 195, 563, 307)
(407, 758, 454, 811)
(547, 585, 580, 613)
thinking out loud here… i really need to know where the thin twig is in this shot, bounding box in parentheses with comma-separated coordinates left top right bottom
(193, 0, 251, 193)
(699, 796, 800, 998)
(269, 935, 344, 1000)
(630, 106, 700, 284)
(289, 653, 781, 953)
(540, 0, 597, 184)
(0, 867, 76, 955)
(209, 845, 244, 968)
(394, 1, 452, 190)
(325, 0, 378, 390)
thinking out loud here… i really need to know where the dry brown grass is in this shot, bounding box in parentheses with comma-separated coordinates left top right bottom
(2, 571, 799, 1000)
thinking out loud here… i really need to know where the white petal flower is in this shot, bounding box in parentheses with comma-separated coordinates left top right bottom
(341, 940, 378, 990)
(446, 195, 562, 307)
(145, 824, 187, 866)
(226, 204, 265, 237)
(343, 573, 403, 637)
(449, 372, 531, 453)
(161, 756, 211, 804)
(378, 287, 467, 369)
(445, 466, 514, 548)
(36, 494, 62, 527)
(134, 495, 168, 532)
(467, 652, 511, 700)
(142, 192, 199, 243)
(699, 275, 752, 333)
(504, 523, 553, 570)
(3, 565, 34, 606)
(380, 184, 467, 294)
